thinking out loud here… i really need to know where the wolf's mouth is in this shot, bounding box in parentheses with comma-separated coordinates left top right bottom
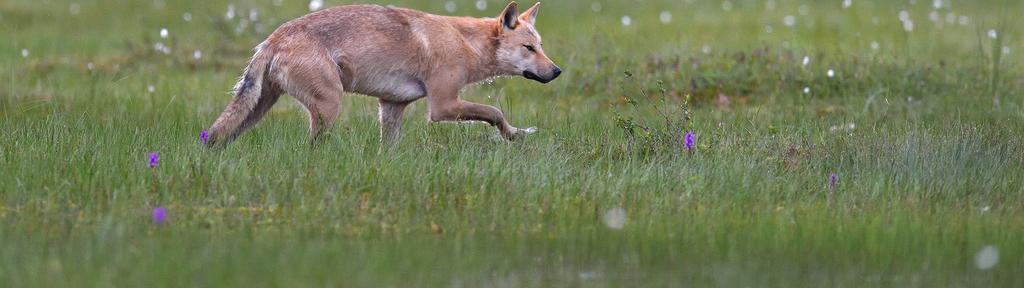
(523, 71, 551, 83)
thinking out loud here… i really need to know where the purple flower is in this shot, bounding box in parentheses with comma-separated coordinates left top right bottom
(152, 207, 167, 224)
(199, 130, 210, 145)
(828, 172, 839, 192)
(148, 151, 159, 168)
(684, 131, 696, 151)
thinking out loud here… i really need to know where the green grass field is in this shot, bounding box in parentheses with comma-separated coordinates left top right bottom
(2, 0, 1023, 286)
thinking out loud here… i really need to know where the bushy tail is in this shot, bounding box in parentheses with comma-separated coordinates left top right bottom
(207, 43, 275, 146)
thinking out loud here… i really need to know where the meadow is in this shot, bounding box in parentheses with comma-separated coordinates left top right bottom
(1, 0, 1022, 286)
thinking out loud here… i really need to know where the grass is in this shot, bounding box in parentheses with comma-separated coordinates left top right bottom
(1, 0, 1023, 286)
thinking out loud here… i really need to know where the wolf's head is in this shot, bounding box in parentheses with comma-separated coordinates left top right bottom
(493, 2, 561, 83)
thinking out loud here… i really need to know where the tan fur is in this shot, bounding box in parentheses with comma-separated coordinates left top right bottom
(206, 1, 560, 146)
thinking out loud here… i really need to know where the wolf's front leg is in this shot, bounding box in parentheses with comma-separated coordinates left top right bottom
(428, 100, 507, 138)
(378, 99, 410, 145)
(427, 97, 533, 141)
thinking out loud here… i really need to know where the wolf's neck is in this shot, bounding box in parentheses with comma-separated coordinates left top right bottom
(447, 17, 503, 81)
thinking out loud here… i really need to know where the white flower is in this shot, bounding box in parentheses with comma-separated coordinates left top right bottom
(309, 0, 323, 12)
(153, 42, 171, 54)
(225, 4, 236, 20)
(603, 208, 627, 230)
(902, 20, 914, 32)
(975, 246, 999, 270)
(783, 15, 796, 27)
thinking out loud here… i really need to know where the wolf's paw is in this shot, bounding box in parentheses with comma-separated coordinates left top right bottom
(504, 126, 538, 141)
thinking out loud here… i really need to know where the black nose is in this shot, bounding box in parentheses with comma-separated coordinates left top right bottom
(552, 67, 562, 79)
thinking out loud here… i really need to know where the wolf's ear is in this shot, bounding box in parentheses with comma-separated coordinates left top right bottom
(498, 1, 519, 31)
(519, 2, 540, 25)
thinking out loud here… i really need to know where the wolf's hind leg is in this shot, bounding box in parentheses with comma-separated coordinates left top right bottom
(293, 89, 342, 144)
(274, 50, 345, 144)
(311, 96, 341, 143)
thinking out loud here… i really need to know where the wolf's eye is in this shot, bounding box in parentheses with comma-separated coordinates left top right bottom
(523, 45, 536, 52)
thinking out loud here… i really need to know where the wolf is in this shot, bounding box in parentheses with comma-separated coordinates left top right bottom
(206, 1, 561, 146)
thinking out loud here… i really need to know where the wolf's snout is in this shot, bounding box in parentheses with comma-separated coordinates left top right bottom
(551, 67, 562, 80)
